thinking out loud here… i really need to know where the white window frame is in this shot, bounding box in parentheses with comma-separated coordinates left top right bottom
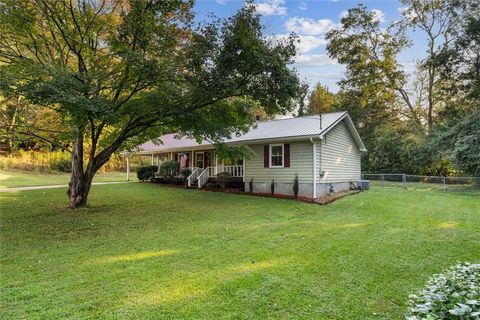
(269, 143, 284, 168)
(195, 152, 205, 168)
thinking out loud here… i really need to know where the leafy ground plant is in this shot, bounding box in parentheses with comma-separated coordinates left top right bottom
(405, 262, 480, 319)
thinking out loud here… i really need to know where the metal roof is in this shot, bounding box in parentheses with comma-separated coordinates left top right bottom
(135, 111, 366, 153)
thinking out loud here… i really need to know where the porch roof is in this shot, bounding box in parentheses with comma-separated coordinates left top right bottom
(134, 111, 366, 154)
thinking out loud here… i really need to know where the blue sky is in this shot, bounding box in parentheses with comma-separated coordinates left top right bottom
(193, 0, 426, 92)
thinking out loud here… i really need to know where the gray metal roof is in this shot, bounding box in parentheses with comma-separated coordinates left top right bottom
(135, 111, 366, 153)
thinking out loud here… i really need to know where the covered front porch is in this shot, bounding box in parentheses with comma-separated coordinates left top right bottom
(126, 147, 244, 189)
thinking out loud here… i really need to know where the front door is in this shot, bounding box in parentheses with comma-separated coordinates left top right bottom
(195, 152, 204, 168)
(204, 152, 211, 168)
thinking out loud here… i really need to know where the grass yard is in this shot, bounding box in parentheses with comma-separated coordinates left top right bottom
(0, 170, 126, 188)
(1, 184, 479, 319)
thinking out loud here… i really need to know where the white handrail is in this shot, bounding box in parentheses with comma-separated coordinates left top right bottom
(187, 167, 200, 187)
(197, 166, 213, 189)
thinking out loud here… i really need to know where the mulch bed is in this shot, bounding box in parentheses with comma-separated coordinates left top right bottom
(202, 188, 363, 205)
(150, 181, 362, 205)
(313, 189, 363, 205)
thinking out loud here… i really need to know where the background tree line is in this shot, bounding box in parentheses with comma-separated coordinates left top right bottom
(299, 0, 479, 177)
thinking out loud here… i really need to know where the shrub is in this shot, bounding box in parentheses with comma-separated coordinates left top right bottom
(249, 178, 253, 193)
(158, 160, 179, 185)
(136, 165, 158, 182)
(179, 168, 192, 184)
(217, 171, 231, 189)
(293, 174, 299, 198)
(270, 179, 275, 195)
(405, 262, 480, 320)
(50, 155, 71, 172)
(205, 181, 218, 189)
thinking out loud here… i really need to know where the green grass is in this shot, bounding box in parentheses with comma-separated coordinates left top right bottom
(0, 170, 126, 188)
(1, 184, 479, 319)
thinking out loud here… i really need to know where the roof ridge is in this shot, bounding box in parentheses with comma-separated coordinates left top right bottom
(258, 111, 347, 124)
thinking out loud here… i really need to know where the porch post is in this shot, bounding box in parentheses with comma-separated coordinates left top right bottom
(242, 157, 245, 183)
(126, 155, 130, 181)
(151, 153, 154, 165)
(312, 139, 317, 199)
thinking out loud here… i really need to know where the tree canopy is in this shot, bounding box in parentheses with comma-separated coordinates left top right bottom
(319, 1, 480, 176)
(0, 0, 301, 207)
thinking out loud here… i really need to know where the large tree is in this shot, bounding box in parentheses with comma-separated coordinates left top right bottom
(325, 5, 413, 150)
(0, 0, 300, 208)
(400, 0, 465, 128)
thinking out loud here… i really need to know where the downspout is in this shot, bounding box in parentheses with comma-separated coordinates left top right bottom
(310, 138, 317, 199)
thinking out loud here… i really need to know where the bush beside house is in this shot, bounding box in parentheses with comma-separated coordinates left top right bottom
(137, 166, 159, 182)
(158, 160, 180, 185)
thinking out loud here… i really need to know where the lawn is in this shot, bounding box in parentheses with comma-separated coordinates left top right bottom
(1, 184, 479, 319)
(0, 170, 126, 188)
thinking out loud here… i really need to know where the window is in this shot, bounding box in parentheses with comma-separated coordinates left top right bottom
(195, 152, 204, 168)
(270, 144, 284, 167)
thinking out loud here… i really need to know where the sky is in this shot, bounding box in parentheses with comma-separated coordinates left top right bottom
(193, 0, 427, 92)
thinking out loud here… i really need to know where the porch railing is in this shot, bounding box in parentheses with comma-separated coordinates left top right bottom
(197, 165, 244, 189)
(216, 165, 244, 177)
(186, 167, 200, 187)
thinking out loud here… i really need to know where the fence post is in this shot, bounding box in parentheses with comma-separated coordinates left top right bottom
(381, 174, 384, 189)
(403, 174, 407, 189)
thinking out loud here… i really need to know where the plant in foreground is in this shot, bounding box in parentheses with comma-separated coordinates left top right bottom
(405, 262, 480, 320)
(293, 174, 299, 198)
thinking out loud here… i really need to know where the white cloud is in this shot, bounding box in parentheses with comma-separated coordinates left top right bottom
(295, 54, 337, 67)
(268, 34, 328, 53)
(254, 0, 287, 16)
(298, 2, 308, 11)
(339, 10, 349, 19)
(372, 9, 386, 23)
(286, 17, 339, 36)
(399, 6, 418, 21)
(215, 0, 226, 4)
(296, 36, 328, 53)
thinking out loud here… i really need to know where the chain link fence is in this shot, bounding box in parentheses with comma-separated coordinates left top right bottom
(362, 173, 480, 193)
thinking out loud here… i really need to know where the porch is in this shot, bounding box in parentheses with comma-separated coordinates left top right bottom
(125, 148, 244, 189)
(186, 165, 244, 189)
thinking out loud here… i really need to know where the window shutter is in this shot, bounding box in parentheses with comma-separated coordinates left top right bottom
(264, 145, 269, 168)
(284, 144, 290, 167)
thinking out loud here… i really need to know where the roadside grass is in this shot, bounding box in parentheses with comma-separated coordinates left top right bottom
(0, 170, 126, 188)
(0, 184, 478, 319)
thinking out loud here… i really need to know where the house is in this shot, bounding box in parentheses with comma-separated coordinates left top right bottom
(129, 111, 367, 199)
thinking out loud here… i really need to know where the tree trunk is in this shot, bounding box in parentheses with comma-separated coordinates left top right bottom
(67, 125, 88, 208)
(66, 123, 127, 208)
